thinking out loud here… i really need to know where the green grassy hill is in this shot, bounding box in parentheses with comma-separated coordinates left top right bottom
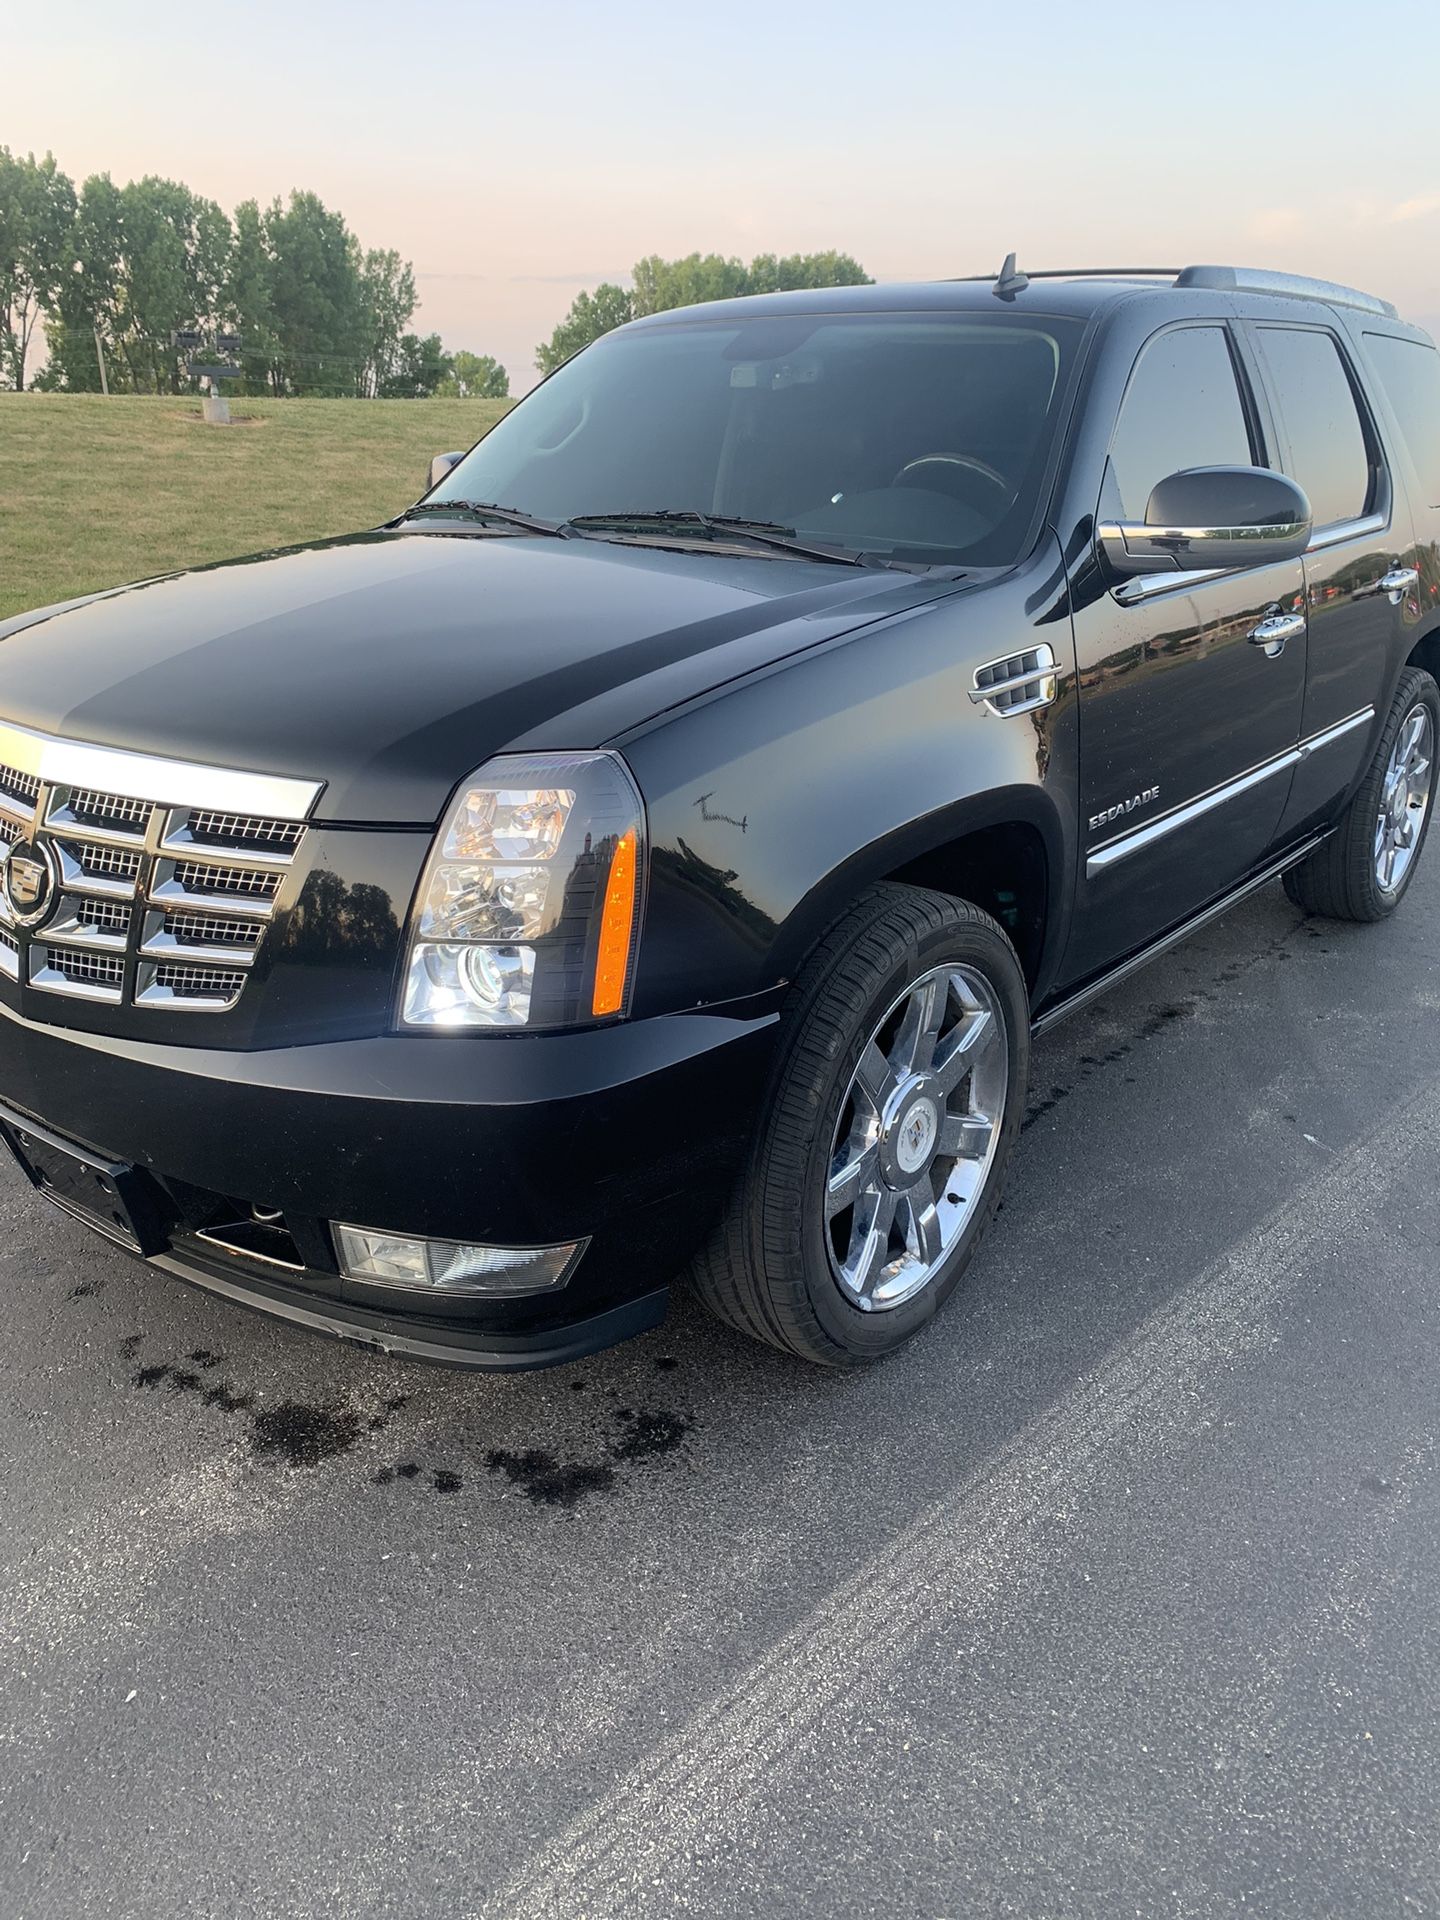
(0, 393, 514, 622)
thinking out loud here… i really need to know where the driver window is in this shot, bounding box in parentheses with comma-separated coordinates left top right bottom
(1105, 326, 1255, 521)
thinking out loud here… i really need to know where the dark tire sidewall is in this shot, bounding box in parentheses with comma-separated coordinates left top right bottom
(1362, 668, 1439, 914)
(771, 908, 1029, 1362)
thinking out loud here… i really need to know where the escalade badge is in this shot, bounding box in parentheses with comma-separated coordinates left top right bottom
(3, 839, 58, 929)
(1089, 786, 1160, 834)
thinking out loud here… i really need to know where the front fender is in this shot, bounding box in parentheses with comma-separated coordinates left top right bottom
(623, 541, 1079, 1018)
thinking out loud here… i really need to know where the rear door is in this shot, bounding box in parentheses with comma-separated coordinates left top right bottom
(1063, 318, 1308, 982)
(1248, 318, 1423, 838)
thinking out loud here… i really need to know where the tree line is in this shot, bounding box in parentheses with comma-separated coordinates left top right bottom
(2, 148, 873, 400)
(0, 148, 509, 399)
(535, 250, 872, 372)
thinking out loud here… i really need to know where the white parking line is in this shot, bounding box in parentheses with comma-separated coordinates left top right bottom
(476, 1077, 1440, 1920)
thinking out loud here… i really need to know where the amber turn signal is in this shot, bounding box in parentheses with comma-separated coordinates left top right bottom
(592, 828, 639, 1017)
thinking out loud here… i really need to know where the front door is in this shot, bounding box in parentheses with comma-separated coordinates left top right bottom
(1062, 319, 1308, 983)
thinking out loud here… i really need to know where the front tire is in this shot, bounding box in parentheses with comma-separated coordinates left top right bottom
(1283, 665, 1438, 922)
(689, 883, 1029, 1366)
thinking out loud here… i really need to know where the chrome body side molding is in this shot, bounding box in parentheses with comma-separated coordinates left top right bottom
(1086, 708, 1374, 877)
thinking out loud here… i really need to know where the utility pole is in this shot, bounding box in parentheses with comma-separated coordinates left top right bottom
(93, 328, 109, 396)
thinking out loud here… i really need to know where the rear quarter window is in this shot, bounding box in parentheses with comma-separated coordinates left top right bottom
(1364, 332, 1440, 508)
(1255, 327, 1373, 530)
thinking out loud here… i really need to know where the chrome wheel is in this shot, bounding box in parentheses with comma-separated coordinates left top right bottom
(1375, 703, 1433, 894)
(825, 962, 1008, 1311)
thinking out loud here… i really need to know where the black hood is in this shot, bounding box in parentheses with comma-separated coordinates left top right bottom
(0, 529, 940, 823)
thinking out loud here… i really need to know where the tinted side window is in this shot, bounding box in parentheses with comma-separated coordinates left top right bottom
(1364, 332, 1440, 507)
(1106, 326, 1253, 520)
(1256, 328, 1372, 529)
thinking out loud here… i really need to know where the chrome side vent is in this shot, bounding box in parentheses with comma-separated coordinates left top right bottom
(0, 720, 322, 1018)
(969, 644, 1059, 718)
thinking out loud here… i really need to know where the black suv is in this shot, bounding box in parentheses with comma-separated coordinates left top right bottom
(1, 261, 1437, 1370)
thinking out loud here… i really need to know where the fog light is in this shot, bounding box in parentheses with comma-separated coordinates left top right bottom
(333, 1224, 583, 1296)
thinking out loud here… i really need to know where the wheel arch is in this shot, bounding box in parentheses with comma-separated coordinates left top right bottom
(767, 786, 1066, 1002)
(1405, 625, 1440, 688)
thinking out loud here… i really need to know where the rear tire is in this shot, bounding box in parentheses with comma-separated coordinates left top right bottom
(1283, 666, 1438, 922)
(689, 883, 1029, 1366)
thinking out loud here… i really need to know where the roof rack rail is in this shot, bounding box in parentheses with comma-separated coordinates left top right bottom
(1174, 265, 1398, 319)
(952, 257, 1398, 320)
(952, 264, 1180, 284)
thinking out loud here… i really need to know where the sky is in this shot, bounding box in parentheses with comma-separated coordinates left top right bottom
(6, 0, 1438, 392)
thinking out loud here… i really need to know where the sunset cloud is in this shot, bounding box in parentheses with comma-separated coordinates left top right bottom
(1388, 192, 1440, 224)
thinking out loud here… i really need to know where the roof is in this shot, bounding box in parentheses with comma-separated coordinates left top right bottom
(621, 263, 1403, 332)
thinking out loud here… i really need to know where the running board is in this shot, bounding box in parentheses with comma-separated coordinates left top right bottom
(1031, 834, 1328, 1037)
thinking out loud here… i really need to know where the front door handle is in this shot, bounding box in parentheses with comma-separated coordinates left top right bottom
(1378, 565, 1420, 599)
(1248, 609, 1306, 658)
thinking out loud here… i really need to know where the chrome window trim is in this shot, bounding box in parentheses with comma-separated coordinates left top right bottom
(1105, 518, 1310, 548)
(1112, 511, 1390, 603)
(1113, 564, 1227, 605)
(1086, 707, 1374, 876)
(0, 721, 323, 821)
(1305, 511, 1387, 553)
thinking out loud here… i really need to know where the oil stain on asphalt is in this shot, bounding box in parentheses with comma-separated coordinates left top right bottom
(485, 1403, 694, 1509)
(121, 1336, 695, 1507)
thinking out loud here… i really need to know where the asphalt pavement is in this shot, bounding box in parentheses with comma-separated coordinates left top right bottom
(3, 856, 1438, 1920)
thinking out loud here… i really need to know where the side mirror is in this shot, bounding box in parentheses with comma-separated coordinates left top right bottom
(1098, 466, 1312, 579)
(427, 451, 465, 493)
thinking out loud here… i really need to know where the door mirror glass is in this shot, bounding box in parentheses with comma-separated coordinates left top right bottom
(426, 451, 465, 493)
(1099, 465, 1312, 578)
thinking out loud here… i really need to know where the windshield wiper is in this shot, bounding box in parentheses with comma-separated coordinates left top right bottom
(404, 499, 570, 537)
(563, 509, 884, 569)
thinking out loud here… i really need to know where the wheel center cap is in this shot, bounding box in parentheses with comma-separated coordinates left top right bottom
(893, 1096, 938, 1176)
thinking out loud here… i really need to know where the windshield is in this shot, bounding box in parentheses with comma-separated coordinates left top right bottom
(425, 309, 1083, 568)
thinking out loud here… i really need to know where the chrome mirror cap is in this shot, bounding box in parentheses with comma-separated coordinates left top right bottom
(1099, 465, 1312, 579)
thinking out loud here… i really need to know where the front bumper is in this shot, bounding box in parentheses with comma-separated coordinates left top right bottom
(0, 994, 780, 1368)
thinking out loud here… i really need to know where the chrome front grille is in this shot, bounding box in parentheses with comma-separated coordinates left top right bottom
(171, 858, 281, 900)
(0, 763, 40, 820)
(137, 959, 250, 1009)
(187, 810, 305, 853)
(0, 720, 322, 1017)
(64, 840, 144, 883)
(155, 910, 265, 950)
(66, 788, 153, 832)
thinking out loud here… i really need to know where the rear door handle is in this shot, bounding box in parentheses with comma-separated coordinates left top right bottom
(1248, 610, 1306, 658)
(1378, 566, 1420, 598)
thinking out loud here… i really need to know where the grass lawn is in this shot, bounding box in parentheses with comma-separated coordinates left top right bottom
(0, 393, 514, 622)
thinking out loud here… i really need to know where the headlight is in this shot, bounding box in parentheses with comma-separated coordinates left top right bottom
(401, 750, 646, 1030)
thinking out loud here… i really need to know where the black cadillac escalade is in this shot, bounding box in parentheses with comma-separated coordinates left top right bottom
(1, 260, 1437, 1369)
